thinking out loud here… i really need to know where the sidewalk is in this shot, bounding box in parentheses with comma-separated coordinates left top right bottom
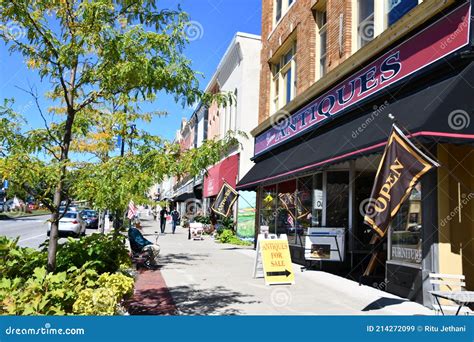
(134, 217, 433, 315)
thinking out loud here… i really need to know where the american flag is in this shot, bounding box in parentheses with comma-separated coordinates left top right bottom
(127, 200, 138, 219)
(287, 214, 294, 227)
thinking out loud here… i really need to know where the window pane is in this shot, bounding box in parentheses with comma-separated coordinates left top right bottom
(260, 185, 277, 234)
(387, 0, 418, 26)
(320, 29, 327, 56)
(276, 0, 282, 22)
(358, 13, 374, 47)
(285, 66, 292, 103)
(312, 173, 323, 227)
(276, 180, 297, 242)
(326, 171, 349, 227)
(283, 49, 293, 65)
(390, 185, 422, 264)
(359, 0, 374, 21)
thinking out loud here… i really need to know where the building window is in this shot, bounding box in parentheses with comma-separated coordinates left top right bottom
(353, 0, 421, 53)
(274, 0, 295, 25)
(389, 185, 422, 265)
(386, 0, 419, 26)
(316, 9, 327, 80)
(271, 42, 297, 112)
(358, 0, 374, 48)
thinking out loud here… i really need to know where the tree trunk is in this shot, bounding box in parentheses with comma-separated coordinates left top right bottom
(46, 108, 76, 273)
(99, 210, 106, 234)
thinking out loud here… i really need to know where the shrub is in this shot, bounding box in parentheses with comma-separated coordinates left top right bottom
(54, 233, 131, 274)
(0, 236, 46, 279)
(217, 230, 252, 246)
(0, 234, 134, 315)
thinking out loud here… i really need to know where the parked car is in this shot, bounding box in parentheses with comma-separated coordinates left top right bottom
(59, 205, 78, 213)
(81, 209, 99, 229)
(47, 212, 86, 237)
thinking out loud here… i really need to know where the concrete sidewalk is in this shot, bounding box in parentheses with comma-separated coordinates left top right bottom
(138, 217, 433, 315)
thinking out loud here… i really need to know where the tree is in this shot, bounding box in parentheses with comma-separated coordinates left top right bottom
(0, 0, 232, 272)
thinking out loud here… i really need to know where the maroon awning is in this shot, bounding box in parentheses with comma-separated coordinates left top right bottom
(203, 154, 239, 197)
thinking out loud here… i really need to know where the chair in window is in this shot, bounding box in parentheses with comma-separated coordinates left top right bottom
(429, 273, 472, 315)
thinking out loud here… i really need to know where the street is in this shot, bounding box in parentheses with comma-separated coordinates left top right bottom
(1, 215, 50, 248)
(0, 214, 106, 249)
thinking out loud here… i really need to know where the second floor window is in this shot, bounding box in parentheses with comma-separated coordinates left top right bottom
(271, 42, 297, 113)
(316, 9, 327, 79)
(358, 0, 374, 48)
(275, 0, 295, 24)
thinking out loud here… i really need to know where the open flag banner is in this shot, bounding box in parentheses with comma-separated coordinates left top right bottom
(127, 200, 138, 219)
(211, 182, 239, 217)
(364, 124, 439, 237)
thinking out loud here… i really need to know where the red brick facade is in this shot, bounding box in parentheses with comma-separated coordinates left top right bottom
(259, 0, 353, 124)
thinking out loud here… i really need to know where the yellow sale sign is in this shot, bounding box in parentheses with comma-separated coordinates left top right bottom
(260, 239, 295, 285)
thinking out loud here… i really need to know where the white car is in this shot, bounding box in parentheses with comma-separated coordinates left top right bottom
(47, 212, 86, 238)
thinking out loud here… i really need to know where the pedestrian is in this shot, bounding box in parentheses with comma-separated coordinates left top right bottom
(170, 207, 180, 234)
(159, 207, 168, 233)
(152, 206, 157, 221)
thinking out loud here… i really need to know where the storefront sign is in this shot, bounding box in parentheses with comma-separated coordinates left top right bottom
(260, 237, 295, 285)
(254, 3, 471, 156)
(391, 246, 422, 264)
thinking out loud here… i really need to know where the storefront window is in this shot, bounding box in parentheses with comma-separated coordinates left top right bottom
(294, 177, 313, 246)
(277, 180, 297, 243)
(260, 185, 277, 234)
(390, 184, 422, 265)
(326, 171, 349, 227)
(312, 173, 323, 227)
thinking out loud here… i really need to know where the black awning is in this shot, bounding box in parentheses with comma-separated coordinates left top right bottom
(238, 61, 474, 190)
(174, 192, 195, 202)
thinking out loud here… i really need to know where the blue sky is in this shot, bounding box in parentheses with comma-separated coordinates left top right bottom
(0, 0, 261, 141)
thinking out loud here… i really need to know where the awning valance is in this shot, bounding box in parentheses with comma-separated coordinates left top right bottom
(237, 61, 474, 190)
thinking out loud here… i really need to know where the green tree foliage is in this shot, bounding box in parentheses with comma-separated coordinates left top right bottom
(0, 0, 237, 271)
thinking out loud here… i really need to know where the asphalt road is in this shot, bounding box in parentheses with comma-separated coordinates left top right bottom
(0, 214, 103, 249)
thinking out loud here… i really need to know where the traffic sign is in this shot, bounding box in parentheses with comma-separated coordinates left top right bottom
(260, 238, 295, 285)
(3, 180, 8, 189)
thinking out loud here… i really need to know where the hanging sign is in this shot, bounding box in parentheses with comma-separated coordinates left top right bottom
(260, 236, 295, 285)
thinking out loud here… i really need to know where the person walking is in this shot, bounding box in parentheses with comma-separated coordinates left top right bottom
(159, 207, 168, 233)
(170, 207, 180, 234)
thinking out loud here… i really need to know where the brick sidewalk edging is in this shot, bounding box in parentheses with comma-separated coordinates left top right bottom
(126, 269, 177, 315)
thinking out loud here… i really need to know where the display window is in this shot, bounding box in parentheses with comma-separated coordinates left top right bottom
(389, 184, 422, 265)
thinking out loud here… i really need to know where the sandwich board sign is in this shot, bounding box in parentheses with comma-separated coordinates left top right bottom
(253, 227, 295, 285)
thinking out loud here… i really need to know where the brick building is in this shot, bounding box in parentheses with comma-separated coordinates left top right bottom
(239, 0, 474, 308)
